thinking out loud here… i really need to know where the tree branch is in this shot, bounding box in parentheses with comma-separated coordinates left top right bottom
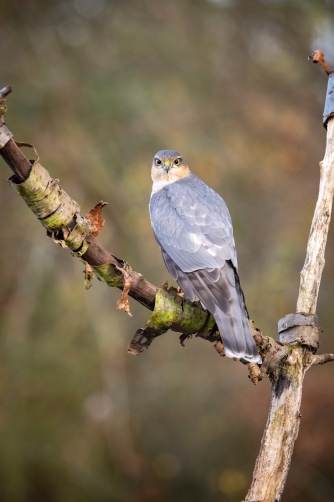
(0, 103, 241, 359)
(0, 87, 285, 373)
(245, 55, 334, 500)
(0, 136, 157, 311)
(0, 85, 312, 382)
(297, 122, 334, 314)
(310, 353, 334, 365)
(309, 50, 333, 76)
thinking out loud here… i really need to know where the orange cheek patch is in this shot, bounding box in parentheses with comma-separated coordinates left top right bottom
(151, 165, 191, 191)
(170, 165, 190, 181)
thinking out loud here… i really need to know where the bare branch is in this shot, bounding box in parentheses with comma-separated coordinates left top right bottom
(0, 86, 12, 98)
(310, 353, 334, 366)
(246, 53, 334, 501)
(309, 50, 333, 75)
(297, 119, 334, 314)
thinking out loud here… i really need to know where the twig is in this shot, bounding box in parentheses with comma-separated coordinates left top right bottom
(0, 86, 12, 99)
(310, 353, 334, 366)
(308, 50, 333, 75)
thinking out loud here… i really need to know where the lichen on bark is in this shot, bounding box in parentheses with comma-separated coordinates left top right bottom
(127, 283, 218, 355)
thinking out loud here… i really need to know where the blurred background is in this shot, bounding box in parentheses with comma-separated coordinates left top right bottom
(0, 0, 334, 501)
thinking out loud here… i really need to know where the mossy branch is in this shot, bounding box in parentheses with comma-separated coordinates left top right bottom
(0, 85, 320, 386)
(0, 87, 280, 378)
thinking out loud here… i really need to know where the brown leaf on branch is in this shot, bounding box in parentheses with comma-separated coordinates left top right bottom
(84, 263, 95, 290)
(116, 267, 132, 316)
(85, 200, 132, 312)
(85, 201, 108, 237)
(85, 200, 132, 314)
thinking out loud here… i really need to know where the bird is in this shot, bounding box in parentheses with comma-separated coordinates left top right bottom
(149, 150, 261, 364)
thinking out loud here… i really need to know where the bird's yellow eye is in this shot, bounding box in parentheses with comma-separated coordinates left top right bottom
(174, 158, 180, 166)
(155, 158, 162, 166)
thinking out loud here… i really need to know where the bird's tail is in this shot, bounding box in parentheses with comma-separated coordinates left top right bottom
(213, 262, 260, 363)
(214, 290, 261, 363)
(233, 267, 249, 320)
(165, 255, 261, 363)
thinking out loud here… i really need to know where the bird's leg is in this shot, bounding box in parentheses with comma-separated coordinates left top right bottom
(176, 286, 184, 297)
(176, 286, 185, 311)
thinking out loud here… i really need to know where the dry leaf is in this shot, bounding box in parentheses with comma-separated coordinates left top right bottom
(84, 263, 95, 290)
(85, 201, 108, 237)
(116, 268, 132, 316)
(247, 362, 262, 385)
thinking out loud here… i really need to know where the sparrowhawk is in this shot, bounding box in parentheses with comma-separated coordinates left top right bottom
(149, 150, 260, 363)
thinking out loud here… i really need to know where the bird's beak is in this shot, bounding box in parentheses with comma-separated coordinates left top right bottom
(163, 161, 171, 173)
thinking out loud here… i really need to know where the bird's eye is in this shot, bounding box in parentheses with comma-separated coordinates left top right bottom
(174, 158, 181, 166)
(155, 159, 162, 166)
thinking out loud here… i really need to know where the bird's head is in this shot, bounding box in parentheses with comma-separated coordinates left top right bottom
(151, 150, 190, 191)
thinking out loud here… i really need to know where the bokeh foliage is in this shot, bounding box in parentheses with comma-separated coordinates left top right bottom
(1, 0, 334, 501)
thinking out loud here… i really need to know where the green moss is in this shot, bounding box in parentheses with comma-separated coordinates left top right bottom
(288, 343, 299, 353)
(146, 283, 215, 336)
(94, 263, 123, 288)
(12, 162, 53, 202)
(11, 161, 80, 232)
(271, 408, 284, 431)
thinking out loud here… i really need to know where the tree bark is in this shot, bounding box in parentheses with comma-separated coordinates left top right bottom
(297, 119, 334, 315)
(245, 118, 334, 502)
